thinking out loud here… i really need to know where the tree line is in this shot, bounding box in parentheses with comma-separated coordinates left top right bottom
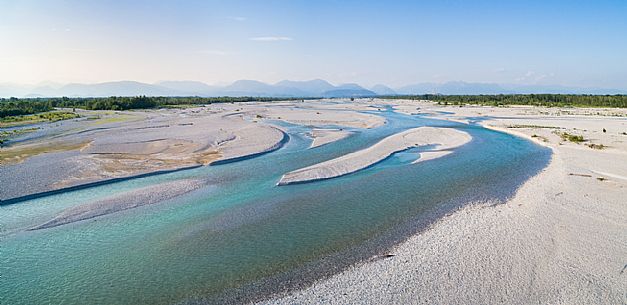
(3, 94, 627, 118)
(0, 96, 295, 118)
(382, 94, 627, 108)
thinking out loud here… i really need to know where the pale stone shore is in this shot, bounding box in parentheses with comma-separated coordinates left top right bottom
(30, 179, 205, 230)
(308, 129, 353, 149)
(267, 100, 627, 305)
(278, 127, 471, 185)
(0, 100, 385, 201)
(3, 99, 626, 303)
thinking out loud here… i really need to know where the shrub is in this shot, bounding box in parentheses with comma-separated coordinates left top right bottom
(587, 143, 606, 149)
(557, 132, 585, 143)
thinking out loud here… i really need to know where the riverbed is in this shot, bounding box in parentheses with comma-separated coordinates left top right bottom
(0, 104, 550, 304)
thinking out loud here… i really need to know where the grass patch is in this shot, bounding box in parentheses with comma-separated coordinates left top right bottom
(0, 127, 39, 146)
(89, 114, 138, 125)
(0, 111, 79, 127)
(0, 141, 89, 165)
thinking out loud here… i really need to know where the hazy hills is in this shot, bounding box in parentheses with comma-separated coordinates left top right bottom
(1, 80, 626, 98)
(396, 81, 627, 95)
(0, 79, 376, 98)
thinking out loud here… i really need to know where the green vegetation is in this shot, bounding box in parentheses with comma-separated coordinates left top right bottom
(0, 128, 39, 146)
(0, 111, 80, 127)
(0, 96, 303, 118)
(508, 124, 560, 129)
(0, 97, 53, 117)
(383, 94, 627, 108)
(556, 132, 585, 143)
(88, 114, 138, 125)
(0, 141, 89, 165)
(531, 134, 548, 142)
(37, 111, 79, 121)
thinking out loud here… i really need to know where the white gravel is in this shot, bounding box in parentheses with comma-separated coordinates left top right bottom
(30, 179, 204, 230)
(266, 101, 627, 305)
(308, 129, 353, 149)
(278, 127, 471, 185)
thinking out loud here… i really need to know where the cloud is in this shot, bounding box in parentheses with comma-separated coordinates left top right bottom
(515, 70, 536, 82)
(515, 70, 555, 83)
(250, 36, 293, 42)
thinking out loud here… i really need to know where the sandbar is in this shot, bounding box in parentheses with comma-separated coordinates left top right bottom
(278, 127, 471, 185)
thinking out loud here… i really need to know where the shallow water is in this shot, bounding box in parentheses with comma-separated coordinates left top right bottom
(0, 109, 550, 304)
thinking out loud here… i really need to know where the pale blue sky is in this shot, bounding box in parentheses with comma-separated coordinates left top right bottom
(1, 0, 626, 88)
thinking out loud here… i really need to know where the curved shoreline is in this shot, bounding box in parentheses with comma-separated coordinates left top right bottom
(30, 179, 206, 230)
(278, 127, 471, 185)
(0, 165, 203, 206)
(265, 125, 548, 305)
(210, 129, 289, 165)
(7, 100, 621, 305)
(308, 129, 353, 149)
(199, 126, 552, 305)
(0, 129, 289, 205)
(265, 102, 627, 305)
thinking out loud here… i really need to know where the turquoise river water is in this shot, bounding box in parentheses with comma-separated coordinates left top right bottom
(0, 107, 551, 304)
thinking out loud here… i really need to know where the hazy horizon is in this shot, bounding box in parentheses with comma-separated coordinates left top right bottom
(1, 78, 626, 90)
(2, 0, 627, 89)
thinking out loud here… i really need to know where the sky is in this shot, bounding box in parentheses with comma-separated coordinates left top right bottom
(1, 0, 627, 88)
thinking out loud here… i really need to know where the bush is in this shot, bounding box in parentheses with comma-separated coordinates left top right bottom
(586, 143, 606, 149)
(557, 132, 585, 143)
(382, 94, 627, 108)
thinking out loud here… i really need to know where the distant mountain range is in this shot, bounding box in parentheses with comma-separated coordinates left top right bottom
(395, 81, 627, 95)
(1, 80, 626, 98)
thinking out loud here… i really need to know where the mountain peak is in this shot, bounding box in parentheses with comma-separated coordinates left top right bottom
(371, 84, 397, 95)
(274, 79, 335, 95)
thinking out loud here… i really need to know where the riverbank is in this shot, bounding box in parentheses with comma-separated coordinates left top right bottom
(267, 101, 627, 304)
(30, 179, 206, 230)
(308, 129, 353, 149)
(3, 99, 624, 304)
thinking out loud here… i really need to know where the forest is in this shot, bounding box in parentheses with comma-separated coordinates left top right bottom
(383, 94, 627, 108)
(2, 94, 627, 119)
(0, 96, 294, 118)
